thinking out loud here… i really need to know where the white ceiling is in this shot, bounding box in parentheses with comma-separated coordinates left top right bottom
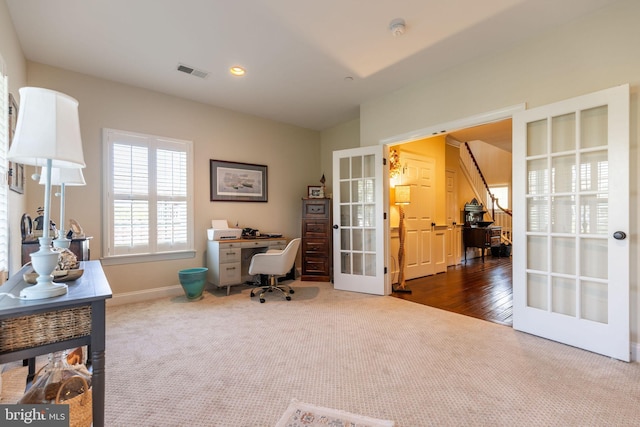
(5, 0, 619, 131)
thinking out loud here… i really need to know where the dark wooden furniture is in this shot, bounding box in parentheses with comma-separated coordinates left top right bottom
(0, 260, 112, 427)
(21, 236, 92, 266)
(462, 226, 501, 262)
(301, 198, 332, 282)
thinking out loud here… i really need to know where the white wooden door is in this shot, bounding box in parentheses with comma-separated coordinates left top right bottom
(512, 84, 630, 361)
(402, 154, 436, 279)
(332, 146, 389, 295)
(446, 169, 460, 266)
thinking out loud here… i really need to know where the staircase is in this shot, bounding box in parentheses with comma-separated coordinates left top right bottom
(459, 142, 512, 245)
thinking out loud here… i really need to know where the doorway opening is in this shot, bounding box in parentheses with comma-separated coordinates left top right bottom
(387, 117, 514, 327)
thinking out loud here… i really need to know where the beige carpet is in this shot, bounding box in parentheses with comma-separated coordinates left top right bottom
(2, 280, 640, 426)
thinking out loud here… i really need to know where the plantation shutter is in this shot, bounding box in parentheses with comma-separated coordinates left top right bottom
(104, 128, 192, 258)
(156, 142, 188, 251)
(112, 142, 150, 253)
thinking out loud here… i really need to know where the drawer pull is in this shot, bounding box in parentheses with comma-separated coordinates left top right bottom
(226, 266, 236, 271)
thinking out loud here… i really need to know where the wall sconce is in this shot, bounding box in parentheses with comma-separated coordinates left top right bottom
(394, 185, 411, 293)
(8, 87, 85, 299)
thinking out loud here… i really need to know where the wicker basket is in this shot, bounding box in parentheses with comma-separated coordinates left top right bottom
(0, 306, 91, 354)
(56, 375, 92, 427)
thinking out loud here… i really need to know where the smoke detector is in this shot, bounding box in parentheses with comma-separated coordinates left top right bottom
(389, 18, 406, 37)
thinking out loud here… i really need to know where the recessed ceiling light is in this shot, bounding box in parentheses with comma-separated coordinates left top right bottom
(230, 66, 246, 76)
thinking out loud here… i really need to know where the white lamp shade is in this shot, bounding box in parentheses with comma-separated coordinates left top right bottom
(395, 185, 411, 205)
(39, 166, 86, 186)
(7, 87, 85, 168)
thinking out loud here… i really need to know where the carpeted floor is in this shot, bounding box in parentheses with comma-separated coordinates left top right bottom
(2, 280, 640, 426)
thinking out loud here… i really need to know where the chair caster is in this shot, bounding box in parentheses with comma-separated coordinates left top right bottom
(289, 289, 294, 294)
(260, 298, 266, 303)
(286, 296, 291, 301)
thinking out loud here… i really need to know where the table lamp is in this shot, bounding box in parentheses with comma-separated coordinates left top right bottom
(39, 166, 86, 249)
(394, 184, 411, 293)
(8, 87, 85, 299)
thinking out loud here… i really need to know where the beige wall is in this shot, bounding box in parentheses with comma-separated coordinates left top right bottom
(359, 0, 640, 146)
(319, 118, 360, 196)
(23, 63, 320, 294)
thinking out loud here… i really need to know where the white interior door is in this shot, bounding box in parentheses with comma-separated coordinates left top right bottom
(402, 154, 436, 279)
(332, 146, 389, 295)
(446, 169, 460, 266)
(512, 84, 630, 361)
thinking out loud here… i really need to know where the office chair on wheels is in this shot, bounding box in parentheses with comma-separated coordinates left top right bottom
(248, 238, 300, 303)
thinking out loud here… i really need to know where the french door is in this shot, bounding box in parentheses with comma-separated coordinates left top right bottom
(332, 146, 389, 295)
(512, 84, 630, 361)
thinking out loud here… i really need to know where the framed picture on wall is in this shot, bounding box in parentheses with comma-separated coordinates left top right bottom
(210, 159, 268, 202)
(8, 93, 24, 194)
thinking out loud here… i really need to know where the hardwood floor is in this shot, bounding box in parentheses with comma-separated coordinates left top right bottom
(392, 255, 513, 326)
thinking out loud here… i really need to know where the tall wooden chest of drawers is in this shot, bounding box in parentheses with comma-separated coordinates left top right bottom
(301, 198, 332, 282)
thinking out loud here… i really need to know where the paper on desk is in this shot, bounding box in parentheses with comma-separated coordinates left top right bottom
(211, 219, 230, 229)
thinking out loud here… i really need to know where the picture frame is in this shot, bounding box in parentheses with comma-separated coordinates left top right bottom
(307, 185, 323, 198)
(210, 159, 268, 202)
(8, 93, 25, 194)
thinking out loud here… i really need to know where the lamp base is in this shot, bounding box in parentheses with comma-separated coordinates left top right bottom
(53, 236, 71, 249)
(392, 283, 412, 294)
(21, 237, 67, 300)
(20, 282, 68, 299)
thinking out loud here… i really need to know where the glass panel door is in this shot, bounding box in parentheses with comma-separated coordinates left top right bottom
(333, 146, 388, 295)
(513, 85, 629, 361)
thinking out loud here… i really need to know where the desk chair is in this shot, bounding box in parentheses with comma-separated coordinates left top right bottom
(248, 238, 300, 303)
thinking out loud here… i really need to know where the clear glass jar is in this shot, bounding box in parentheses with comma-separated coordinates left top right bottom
(18, 350, 91, 404)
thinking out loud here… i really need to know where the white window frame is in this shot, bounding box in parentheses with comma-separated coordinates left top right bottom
(487, 184, 510, 210)
(102, 128, 195, 265)
(0, 58, 8, 277)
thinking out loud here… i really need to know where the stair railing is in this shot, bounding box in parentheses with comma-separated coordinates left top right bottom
(460, 142, 512, 245)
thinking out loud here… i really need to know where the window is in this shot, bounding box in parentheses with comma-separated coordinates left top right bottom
(103, 128, 194, 263)
(0, 59, 8, 277)
(488, 185, 509, 210)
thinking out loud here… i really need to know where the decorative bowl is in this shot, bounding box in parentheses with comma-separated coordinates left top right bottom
(24, 269, 84, 284)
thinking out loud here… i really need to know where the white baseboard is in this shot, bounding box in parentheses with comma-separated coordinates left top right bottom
(107, 285, 184, 306)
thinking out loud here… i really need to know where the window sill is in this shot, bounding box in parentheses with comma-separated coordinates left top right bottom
(100, 250, 196, 266)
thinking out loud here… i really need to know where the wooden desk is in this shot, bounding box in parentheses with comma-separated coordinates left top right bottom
(462, 226, 501, 262)
(206, 237, 287, 295)
(0, 260, 112, 427)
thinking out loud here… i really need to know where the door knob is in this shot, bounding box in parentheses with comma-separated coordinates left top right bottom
(333, 224, 339, 229)
(613, 231, 626, 240)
